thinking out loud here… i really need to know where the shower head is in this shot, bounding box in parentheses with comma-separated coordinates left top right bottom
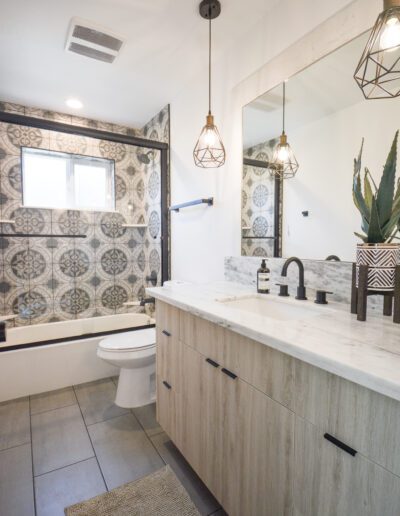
(137, 150, 154, 165)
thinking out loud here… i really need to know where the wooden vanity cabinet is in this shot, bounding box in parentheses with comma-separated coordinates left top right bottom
(294, 417, 400, 516)
(295, 360, 400, 477)
(294, 360, 400, 516)
(156, 300, 400, 516)
(157, 301, 294, 516)
(180, 344, 294, 516)
(180, 311, 295, 408)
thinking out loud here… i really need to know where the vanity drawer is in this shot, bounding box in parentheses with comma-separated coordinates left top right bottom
(180, 311, 294, 408)
(180, 311, 225, 361)
(156, 300, 181, 343)
(294, 416, 400, 516)
(156, 301, 183, 400)
(156, 302, 183, 441)
(224, 328, 294, 409)
(295, 361, 400, 477)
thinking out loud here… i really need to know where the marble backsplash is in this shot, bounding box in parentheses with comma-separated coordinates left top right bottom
(225, 256, 382, 310)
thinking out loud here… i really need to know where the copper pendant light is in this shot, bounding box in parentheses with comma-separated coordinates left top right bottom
(354, 0, 400, 99)
(269, 81, 299, 179)
(193, 0, 226, 168)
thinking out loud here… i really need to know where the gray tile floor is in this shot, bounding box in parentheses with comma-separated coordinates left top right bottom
(0, 377, 224, 516)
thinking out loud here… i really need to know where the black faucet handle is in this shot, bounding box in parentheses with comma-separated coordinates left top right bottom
(314, 290, 333, 305)
(0, 321, 5, 342)
(275, 283, 289, 297)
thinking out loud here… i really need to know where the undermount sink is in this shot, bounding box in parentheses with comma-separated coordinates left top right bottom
(217, 295, 326, 321)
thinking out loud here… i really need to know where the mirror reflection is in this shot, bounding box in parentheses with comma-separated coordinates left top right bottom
(242, 31, 400, 262)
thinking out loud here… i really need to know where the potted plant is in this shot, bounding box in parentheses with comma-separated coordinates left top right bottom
(353, 131, 400, 291)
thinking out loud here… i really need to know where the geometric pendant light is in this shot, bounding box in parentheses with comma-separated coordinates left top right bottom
(269, 81, 299, 179)
(354, 0, 400, 99)
(193, 0, 226, 168)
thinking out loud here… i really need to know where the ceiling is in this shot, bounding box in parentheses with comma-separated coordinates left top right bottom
(243, 31, 370, 148)
(0, 0, 280, 128)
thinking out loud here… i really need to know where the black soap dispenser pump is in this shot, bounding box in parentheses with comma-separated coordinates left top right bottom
(257, 259, 270, 294)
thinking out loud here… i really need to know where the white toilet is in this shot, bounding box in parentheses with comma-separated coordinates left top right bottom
(97, 327, 156, 408)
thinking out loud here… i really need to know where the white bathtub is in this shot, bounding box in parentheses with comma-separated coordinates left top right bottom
(2, 313, 153, 348)
(0, 313, 155, 402)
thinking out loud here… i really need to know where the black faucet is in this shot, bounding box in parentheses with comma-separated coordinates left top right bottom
(140, 297, 155, 307)
(281, 257, 307, 300)
(325, 255, 341, 262)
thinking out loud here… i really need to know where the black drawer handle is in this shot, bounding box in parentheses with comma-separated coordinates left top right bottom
(206, 357, 220, 368)
(162, 330, 171, 337)
(221, 367, 237, 380)
(324, 433, 357, 457)
(162, 381, 172, 390)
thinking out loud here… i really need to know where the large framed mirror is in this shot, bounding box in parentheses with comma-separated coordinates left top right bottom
(242, 31, 400, 262)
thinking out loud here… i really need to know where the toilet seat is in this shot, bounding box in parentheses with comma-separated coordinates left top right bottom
(98, 328, 156, 352)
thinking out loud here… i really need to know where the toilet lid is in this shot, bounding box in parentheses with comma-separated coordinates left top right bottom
(99, 328, 156, 351)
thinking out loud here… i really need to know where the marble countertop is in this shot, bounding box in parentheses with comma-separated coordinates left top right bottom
(147, 281, 400, 402)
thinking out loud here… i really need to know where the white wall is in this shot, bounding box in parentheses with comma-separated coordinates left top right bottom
(169, 0, 381, 281)
(283, 97, 400, 262)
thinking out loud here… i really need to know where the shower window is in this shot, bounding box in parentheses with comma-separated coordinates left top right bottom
(21, 147, 115, 211)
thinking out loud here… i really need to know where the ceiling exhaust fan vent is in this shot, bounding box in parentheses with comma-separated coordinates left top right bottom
(66, 18, 124, 63)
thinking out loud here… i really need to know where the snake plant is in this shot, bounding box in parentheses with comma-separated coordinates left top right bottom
(353, 131, 400, 243)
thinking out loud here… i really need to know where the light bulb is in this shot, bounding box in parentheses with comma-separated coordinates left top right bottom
(203, 127, 218, 147)
(277, 145, 289, 162)
(193, 113, 225, 168)
(380, 16, 400, 51)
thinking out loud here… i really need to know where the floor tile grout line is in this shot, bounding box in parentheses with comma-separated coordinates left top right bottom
(28, 397, 38, 516)
(144, 427, 165, 439)
(72, 384, 110, 493)
(129, 408, 167, 466)
(0, 440, 32, 453)
(30, 400, 78, 417)
(33, 455, 96, 479)
(85, 410, 131, 428)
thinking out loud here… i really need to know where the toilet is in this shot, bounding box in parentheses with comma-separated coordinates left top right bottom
(97, 328, 156, 408)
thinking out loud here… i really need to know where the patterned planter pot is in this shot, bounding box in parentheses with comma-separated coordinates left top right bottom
(356, 243, 400, 291)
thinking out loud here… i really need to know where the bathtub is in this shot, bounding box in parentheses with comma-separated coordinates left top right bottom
(0, 313, 155, 402)
(1, 313, 153, 349)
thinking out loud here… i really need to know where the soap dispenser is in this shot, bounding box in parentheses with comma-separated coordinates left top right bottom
(257, 259, 270, 294)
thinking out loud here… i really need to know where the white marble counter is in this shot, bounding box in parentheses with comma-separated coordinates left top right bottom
(147, 281, 400, 402)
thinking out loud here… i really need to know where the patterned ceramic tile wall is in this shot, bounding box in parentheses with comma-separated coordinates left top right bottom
(242, 139, 278, 257)
(0, 102, 169, 326)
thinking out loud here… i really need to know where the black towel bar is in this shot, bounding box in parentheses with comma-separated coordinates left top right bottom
(169, 198, 213, 212)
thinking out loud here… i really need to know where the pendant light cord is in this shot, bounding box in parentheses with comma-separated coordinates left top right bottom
(282, 81, 285, 134)
(208, 12, 212, 115)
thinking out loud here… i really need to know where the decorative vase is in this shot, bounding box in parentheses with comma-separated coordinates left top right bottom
(356, 243, 400, 291)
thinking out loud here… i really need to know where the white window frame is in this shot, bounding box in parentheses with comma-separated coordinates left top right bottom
(21, 147, 116, 212)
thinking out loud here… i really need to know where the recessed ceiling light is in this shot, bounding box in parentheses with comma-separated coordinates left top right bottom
(65, 98, 83, 109)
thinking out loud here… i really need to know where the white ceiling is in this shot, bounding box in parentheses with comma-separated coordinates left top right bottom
(0, 0, 280, 128)
(243, 31, 370, 148)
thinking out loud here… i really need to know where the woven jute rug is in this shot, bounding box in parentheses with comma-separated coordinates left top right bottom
(65, 465, 201, 516)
